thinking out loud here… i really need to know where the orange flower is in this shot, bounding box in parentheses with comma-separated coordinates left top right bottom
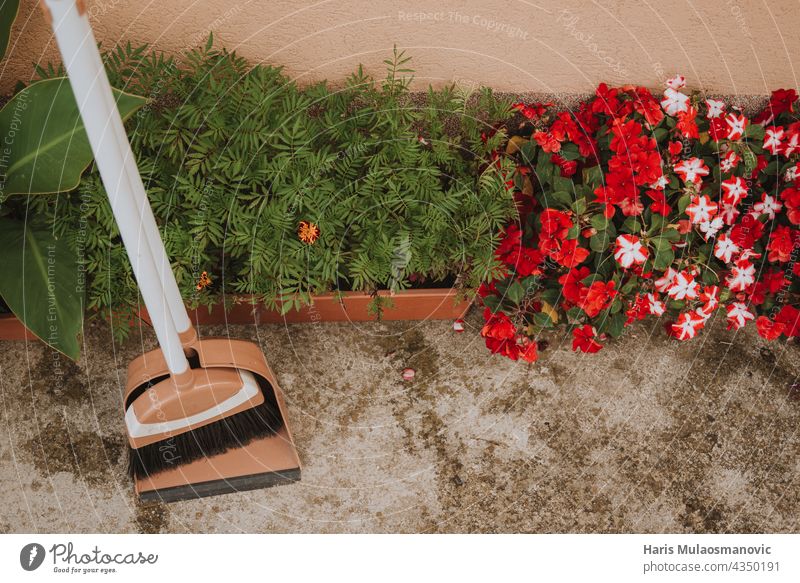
(196, 271, 211, 291)
(297, 220, 320, 244)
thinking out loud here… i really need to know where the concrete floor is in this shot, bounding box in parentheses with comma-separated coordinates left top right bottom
(0, 308, 798, 533)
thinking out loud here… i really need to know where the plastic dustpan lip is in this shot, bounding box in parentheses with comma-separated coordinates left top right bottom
(124, 369, 258, 438)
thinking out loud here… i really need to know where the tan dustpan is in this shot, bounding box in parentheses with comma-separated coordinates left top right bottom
(125, 336, 301, 503)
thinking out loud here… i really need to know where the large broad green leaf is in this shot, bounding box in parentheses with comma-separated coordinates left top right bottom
(0, 77, 146, 195)
(0, 218, 83, 359)
(0, 0, 19, 61)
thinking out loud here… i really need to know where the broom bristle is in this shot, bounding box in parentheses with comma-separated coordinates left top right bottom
(127, 384, 283, 479)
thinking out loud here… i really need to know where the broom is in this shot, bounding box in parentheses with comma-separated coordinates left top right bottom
(43, 0, 283, 479)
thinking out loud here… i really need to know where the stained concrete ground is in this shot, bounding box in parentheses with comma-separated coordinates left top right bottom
(0, 308, 798, 534)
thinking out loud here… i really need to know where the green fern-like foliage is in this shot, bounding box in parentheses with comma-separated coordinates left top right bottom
(2, 39, 516, 332)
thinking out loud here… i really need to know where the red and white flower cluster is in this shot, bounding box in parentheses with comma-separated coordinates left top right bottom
(480, 81, 800, 362)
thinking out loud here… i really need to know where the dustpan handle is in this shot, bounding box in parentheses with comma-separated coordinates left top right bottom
(44, 0, 190, 376)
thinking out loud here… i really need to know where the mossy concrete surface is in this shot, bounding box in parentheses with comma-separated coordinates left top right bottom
(0, 310, 798, 533)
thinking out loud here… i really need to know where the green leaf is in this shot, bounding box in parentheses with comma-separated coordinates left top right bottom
(650, 236, 673, 253)
(535, 155, 553, 187)
(621, 276, 639, 294)
(0, 218, 83, 359)
(532, 311, 554, 329)
(0, 78, 147, 195)
(678, 194, 692, 214)
(544, 190, 573, 208)
(590, 232, 610, 252)
(591, 214, 610, 232)
(652, 128, 669, 143)
(652, 247, 675, 271)
(567, 224, 580, 239)
(661, 228, 681, 242)
(482, 293, 501, 313)
(620, 215, 641, 234)
(745, 123, 765, 141)
(506, 280, 525, 305)
(0, 0, 19, 61)
(606, 312, 626, 338)
(741, 147, 757, 175)
(582, 165, 603, 187)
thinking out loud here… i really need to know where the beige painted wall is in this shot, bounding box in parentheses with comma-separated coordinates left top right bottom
(3, 0, 799, 94)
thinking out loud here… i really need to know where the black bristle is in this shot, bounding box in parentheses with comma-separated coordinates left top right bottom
(127, 377, 283, 479)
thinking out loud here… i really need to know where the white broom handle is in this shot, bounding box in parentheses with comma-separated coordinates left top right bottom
(45, 0, 189, 375)
(88, 40, 194, 336)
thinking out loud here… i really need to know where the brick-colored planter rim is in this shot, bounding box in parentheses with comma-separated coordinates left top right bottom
(0, 287, 472, 342)
(141, 288, 472, 326)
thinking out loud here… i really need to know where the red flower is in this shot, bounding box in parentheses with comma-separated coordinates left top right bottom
(709, 117, 729, 142)
(670, 311, 706, 340)
(767, 225, 797, 263)
(518, 338, 539, 362)
(775, 305, 800, 337)
(559, 267, 590, 303)
(630, 87, 664, 126)
(550, 238, 590, 268)
(512, 102, 551, 120)
(578, 280, 617, 318)
(754, 88, 798, 124)
(730, 215, 764, 249)
(481, 308, 516, 340)
(539, 208, 573, 239)
(780, 187, 800, 224)
(646, 189, 671, 215)
(756, 316, 786, 341)
(484, 336, 520, 360)
(533, 130, 562, 153)
(551, 154, 578, 177)
(676, 106, 699, 139)
(572, 325, 603, 353)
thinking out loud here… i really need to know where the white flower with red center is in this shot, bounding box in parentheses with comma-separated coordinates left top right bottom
(783, 131, 800, 156)
(685, 194, 719, 224)
(720, 150, 740, 173)
(720, 176, 748, 206)
(668, 270, 699, 300)
(674, 157, 710, 185)
(763, 126, 785, 155)
(453, 319, 465, 333)
(719, 202, 740, 225)
(650, 175, 669, 190)
(714, 233, 739, 263)
(661, 88, 690, 116)
(705, 99, 726, 119)
(725, 113, 747, 140)
(753, 193, 783, 220)
(666, 75, 686, 90)
(671, 311, 706, 340)
(646, 293, 665, 316)
(613, 234, 648, 268)
(654, 267, 678, 292)
(726, 302, 754, 330)
(700, 285, 720, 313)
(725, 260, 756, 292)
(698, 217, 724, 240)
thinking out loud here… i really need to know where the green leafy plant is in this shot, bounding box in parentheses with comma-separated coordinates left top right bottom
(0, 10, 145, 358)
(9, 39, 516, 337)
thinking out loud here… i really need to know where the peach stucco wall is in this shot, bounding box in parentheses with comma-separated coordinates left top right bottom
(2, 0, 799, 94)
